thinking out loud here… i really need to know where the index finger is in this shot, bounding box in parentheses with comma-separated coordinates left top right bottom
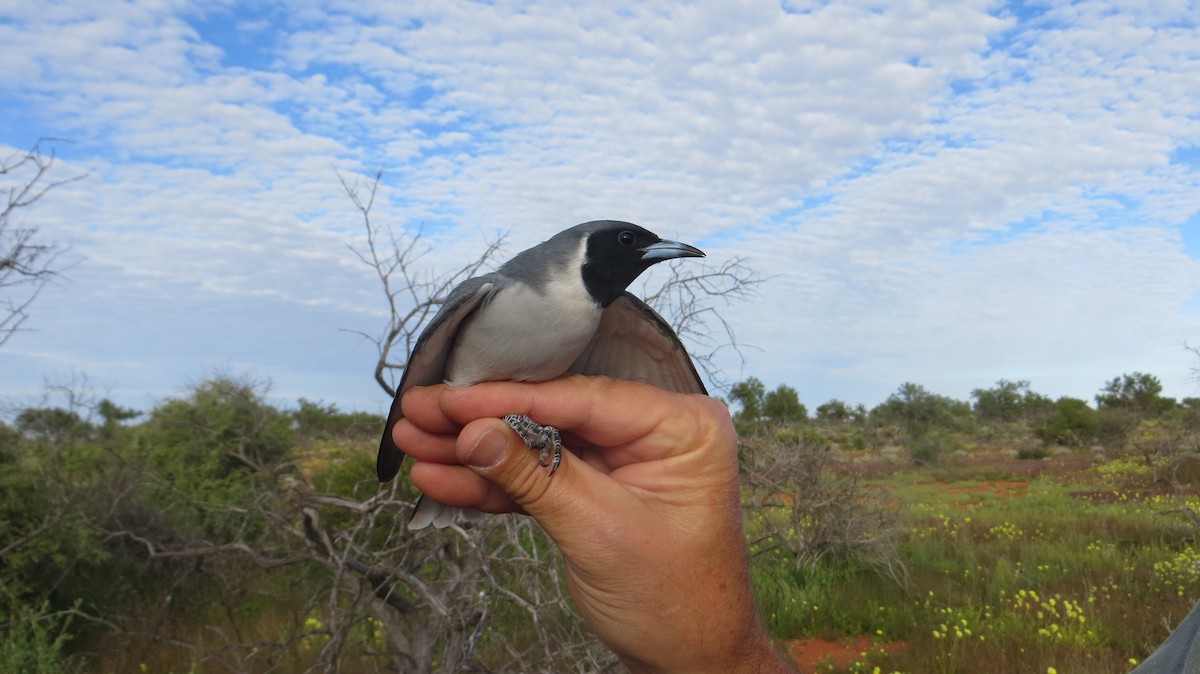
(437, 375, 725, 456)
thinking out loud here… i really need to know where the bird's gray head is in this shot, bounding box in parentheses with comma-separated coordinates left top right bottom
(500, 220, 705, 307)
(573, 220, 705, 307)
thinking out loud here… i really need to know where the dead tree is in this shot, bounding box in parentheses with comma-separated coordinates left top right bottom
(740, 432, 906, 584)
(0, 141, 84, 346)
(339, 170, 504, 398)
(639, 254, 763, 393)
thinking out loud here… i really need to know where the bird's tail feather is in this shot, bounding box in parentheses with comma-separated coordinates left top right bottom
(407, 495, 488, 530)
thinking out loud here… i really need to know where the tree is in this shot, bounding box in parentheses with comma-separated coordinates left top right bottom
(1095, 372, 1175, 416)
(1, 141, 84, 347)
(141, 377, 294, 476)
(971, 379, 1053, 423)
(1035, 397, 1101, 447)
(871, 382, 971, 438)
(291, 397, 381, 440)
(638, 253, 763, 392)
(730, 377, 766, 423)
(1190, 342, 1200, 390)
(816, 399, 850, 422)
(816, 399, 866, 424)
(95, 399, 139, 441)
(763, 384, 806, 424)
(0, 381, 121, 629)
(741, 429, 903, 579)
(870, 383, 973, 463)
(14, 407, 87, 444)
(1092, 372, 1176, 448)
(341, 170, 506, 398)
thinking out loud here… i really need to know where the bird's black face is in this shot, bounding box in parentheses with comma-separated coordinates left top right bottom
(580, 222, 704, 307)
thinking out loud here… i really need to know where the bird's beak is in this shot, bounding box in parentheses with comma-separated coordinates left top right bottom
(640, 239, 705, 262)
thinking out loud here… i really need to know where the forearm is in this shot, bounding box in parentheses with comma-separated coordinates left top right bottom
(617, 621, 797, 674)
(606, 502, 799, 674)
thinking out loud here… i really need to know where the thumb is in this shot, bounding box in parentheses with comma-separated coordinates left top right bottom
(457, 418, 594, 532)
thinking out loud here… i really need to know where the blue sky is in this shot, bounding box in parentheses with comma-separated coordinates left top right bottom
(2, 0, 1199, 417)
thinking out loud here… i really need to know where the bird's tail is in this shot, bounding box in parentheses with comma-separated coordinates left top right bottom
(407, 495, 488, 530)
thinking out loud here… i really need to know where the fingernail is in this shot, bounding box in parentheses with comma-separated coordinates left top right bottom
(465, 428, 506, 469)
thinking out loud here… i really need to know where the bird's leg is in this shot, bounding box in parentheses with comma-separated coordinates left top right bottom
(502, 414, 562, 475)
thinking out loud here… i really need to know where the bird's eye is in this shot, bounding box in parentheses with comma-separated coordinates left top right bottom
(618, 230, 637, 246)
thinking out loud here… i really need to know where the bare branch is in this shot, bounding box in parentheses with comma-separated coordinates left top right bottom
(639, 255, 766, 393)
(338, 169, 505, 397)
(0, 140, 85, 346)
(740, 433, 907, 585)
(1186, 341, 1200, 390)
(102, 530, 312, 569)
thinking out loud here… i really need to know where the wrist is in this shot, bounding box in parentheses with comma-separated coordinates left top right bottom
(620, 625, 797, 674)
(717, 631, 798, 674)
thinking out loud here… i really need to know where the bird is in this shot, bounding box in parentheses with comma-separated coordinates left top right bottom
(377, 220, 709, 530)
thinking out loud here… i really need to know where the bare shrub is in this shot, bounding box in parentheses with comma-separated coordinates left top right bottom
(741, 430, 906, 583)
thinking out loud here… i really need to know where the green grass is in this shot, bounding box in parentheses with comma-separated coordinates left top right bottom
(752, 455, 1198, 673)
(73, 447, 1198, 674)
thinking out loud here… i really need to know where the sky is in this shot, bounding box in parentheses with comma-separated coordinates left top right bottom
(2, 0, 1199, 418)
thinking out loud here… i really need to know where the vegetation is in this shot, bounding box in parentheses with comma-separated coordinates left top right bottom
(736, 372, 1200, 673)
(2, 166, 1195, 671)
(2, 370, 1198, 673)
(1, 376, 610, 673)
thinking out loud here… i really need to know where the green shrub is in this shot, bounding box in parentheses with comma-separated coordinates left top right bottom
(0, 598, 76, 674)
(909, 430, 961, 465)
(872, 382, 974, 439)
(1017, 446, 1049, 460)
(1035, 397, 1100, 447)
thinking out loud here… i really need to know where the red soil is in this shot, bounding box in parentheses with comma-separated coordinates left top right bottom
(787, 635, 908, 673)
(944, 480, 1029, 496)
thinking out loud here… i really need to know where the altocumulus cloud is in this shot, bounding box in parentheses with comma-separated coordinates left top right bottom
(0, 0, 1198, 412)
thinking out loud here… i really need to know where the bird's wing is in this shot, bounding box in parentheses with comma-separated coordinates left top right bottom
(377, 276, 499, 482)
(569, 292, 707, 395)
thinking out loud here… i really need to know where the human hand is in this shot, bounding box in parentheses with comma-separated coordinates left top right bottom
(393, 375, 796, 674)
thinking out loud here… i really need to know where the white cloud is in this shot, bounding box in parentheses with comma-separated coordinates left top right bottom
(263, 0, 1010, 233)
(1, 0, 1198, 412)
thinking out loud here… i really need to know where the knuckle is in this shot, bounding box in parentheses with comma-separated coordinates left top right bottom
(499, 446, 556, 506)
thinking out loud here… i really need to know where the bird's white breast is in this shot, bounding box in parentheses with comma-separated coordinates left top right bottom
(444, 240, 602, 387)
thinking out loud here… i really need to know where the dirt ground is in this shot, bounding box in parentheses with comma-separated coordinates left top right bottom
(787, 635, 908, 673)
